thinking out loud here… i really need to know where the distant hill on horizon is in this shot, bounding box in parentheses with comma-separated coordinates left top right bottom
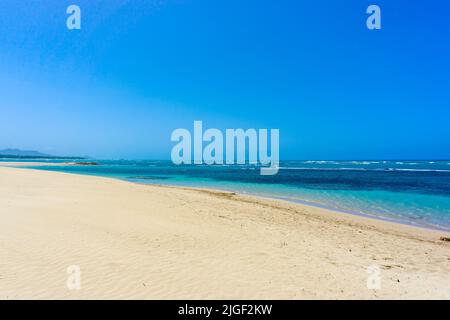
(0, 148, 53, 157)
(0, 148, 86, 159)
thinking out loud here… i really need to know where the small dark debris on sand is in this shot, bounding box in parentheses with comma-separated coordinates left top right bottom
(440, 237, 450, 242)
(65, 161, 99, 166)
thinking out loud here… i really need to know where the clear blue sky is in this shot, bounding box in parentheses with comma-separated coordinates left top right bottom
(1, 0, 449, 159)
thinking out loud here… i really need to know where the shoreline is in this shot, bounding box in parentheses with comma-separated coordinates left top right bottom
(133, 180, 450, 234)
(268, 194, 450, 233)
(148, 182, 450, 241)
(2, 161, 448, 234)
(1, 165, 450, 299)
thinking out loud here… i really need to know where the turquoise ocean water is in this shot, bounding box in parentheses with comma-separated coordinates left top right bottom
(7, 160, 450, 232)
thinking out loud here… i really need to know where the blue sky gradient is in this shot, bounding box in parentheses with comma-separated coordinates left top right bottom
(1, 0, 449, 159)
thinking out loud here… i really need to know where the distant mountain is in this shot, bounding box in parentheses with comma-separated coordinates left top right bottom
(0, 148, 86, 159)
(0, 148, 53, 157)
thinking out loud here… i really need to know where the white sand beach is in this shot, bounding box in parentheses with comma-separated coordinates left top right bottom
(0, 165, 449, 299)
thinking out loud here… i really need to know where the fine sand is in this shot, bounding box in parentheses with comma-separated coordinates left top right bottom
(0, 166, 449, 299)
